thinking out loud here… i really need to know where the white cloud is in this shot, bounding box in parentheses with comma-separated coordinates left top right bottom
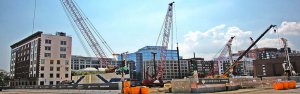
(257, 38, 295, 49)
(277, 21, 300, 35)
(180, 24, 252, 60)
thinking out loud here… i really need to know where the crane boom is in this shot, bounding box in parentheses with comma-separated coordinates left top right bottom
(156, 2, 175, 80)
(221, 25, 276, 78)
(207, 36, 235, 77)
(281, 38, 296, 76)
(60, 0, 111, 68)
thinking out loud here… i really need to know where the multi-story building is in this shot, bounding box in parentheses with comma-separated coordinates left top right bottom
(10, 31, 72, 86)
(253, 56, 300, 77)
(70, 55, 136, 79)
(118, 46, 180, 82)
(143, 60, 189, 80)
(71, 55, 118, 70)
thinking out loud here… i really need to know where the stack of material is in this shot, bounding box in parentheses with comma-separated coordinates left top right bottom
(171, 79, 191, 93)
(230, 78, 261, 88)
(261, 76, 288, 88)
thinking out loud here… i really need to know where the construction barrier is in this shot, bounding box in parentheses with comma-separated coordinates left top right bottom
(273, 82, 283, 90)
(289, 81, 296, 89)
(130, 87, 141, 94)
(124, 87, 130, 94)
(273, 80, 296, 90)
(124, 81, 131, 88)
(282, 81, 289, 89)
(141, 87, 149, 94)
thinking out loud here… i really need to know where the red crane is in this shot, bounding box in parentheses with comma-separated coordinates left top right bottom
(143, 2, 174, 86)
(60, 0, 116, 72)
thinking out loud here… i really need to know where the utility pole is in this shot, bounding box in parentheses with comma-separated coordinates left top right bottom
(120, 53, 124, 93)
(151, 52, 157, 77)
(176, 43, 181, 78)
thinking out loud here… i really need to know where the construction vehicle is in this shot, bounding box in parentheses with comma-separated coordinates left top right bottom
(60, 0, 117, 73)
(281, 38, 297, 77)
(207, 36, 235, 78)
(142, 2, 175, 87)
(221, 25, 276, 78)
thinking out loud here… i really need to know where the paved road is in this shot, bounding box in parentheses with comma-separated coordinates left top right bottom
(0, 89, 121, 94)
(210, 88, 300, 94)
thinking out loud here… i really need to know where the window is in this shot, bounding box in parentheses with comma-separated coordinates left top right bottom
(41, 59, 45, 64)
(45, 53, 51, 57)
(57, 60, 60, 64)
(45, 39, 51, 44)
(65, 67, 69, 71)
(40, 81, 44, 85)
(56, 81, 60, 85)
(60, 47, 66, 52)
(60, 54, 66, 58)
(56, 73, 60, 78)
(49, 81, 53, 85)
(60, 41, 67, 45)
(50, 73, 53, 78)
(65, 74, 69, 78)
(57, 67, 60, 71)
(45, 46, 51, 51)
(65, 60, 69, 65)
(50, 66, 53, 71)
(40, 73, 44, 78)
(41, 66, 44, 71)
(50, 60, 54, 64)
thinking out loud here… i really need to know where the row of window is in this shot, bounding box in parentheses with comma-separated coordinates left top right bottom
(45, 39, 67, 45)
(44, 53, 66, 58)
(45, 46, 67, 51)
(40, 59, 69, 65)
(40, 66, 69, 71)
(40, 73, 69, 78)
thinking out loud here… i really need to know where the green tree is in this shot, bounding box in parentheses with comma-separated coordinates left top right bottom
(0, 72, 9, 86)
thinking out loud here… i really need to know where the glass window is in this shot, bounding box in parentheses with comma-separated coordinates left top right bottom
(65, 74, 69, 78)
(41, 66, 44, 71)
(50, 60, 54, 64)
(60, 54, 66, 58)
(56, 73, 60, 78)
(41, 59, 45, 64)
(56, 81, 60, 85)
(60, 41, 67, 45)
(50, 73, 53, 78)
(60, 47, 66, 51)
(45, 39, 51, 44)
(49, 81, 53, 85)
(50, 66, 53, 71)
(40, 73, 44, 78)
(57, 60, 60, 64)
(65, 60, 69, 65)
(45, 46, 51, 51)
(57, 67, 60, 71)
(45, 53, 51, 57)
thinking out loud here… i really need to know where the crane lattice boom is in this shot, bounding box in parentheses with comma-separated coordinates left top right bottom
(61, 0, 110, 68)
(156, 2, 175, 80)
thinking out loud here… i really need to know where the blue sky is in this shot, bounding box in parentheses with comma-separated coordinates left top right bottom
(1, 0, 300, 71)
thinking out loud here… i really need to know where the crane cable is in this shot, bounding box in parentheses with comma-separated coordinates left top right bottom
(31, 0, 37, 34)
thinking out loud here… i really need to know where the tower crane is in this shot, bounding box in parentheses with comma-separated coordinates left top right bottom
(221, 25, 276, 78)
(207, 36, 235, 78)
(60, 0, 116, 73)
(142, 2, 174, 86)
(281, 38, 297, 77)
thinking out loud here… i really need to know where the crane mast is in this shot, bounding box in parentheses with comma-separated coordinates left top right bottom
(207, 36, 235, 77)
(60, 0, 110, 68)
(281, 38, 296, 76)
(156, 2, 175, 81)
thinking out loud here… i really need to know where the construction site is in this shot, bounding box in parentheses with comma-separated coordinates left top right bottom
(2, 0, 300, 94)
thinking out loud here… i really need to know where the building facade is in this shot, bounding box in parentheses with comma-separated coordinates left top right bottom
(118, 46, 180, 82)
(143, 60, 189, 80)
(10, 31, 72, 86)
(253, 56, 300, 77)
